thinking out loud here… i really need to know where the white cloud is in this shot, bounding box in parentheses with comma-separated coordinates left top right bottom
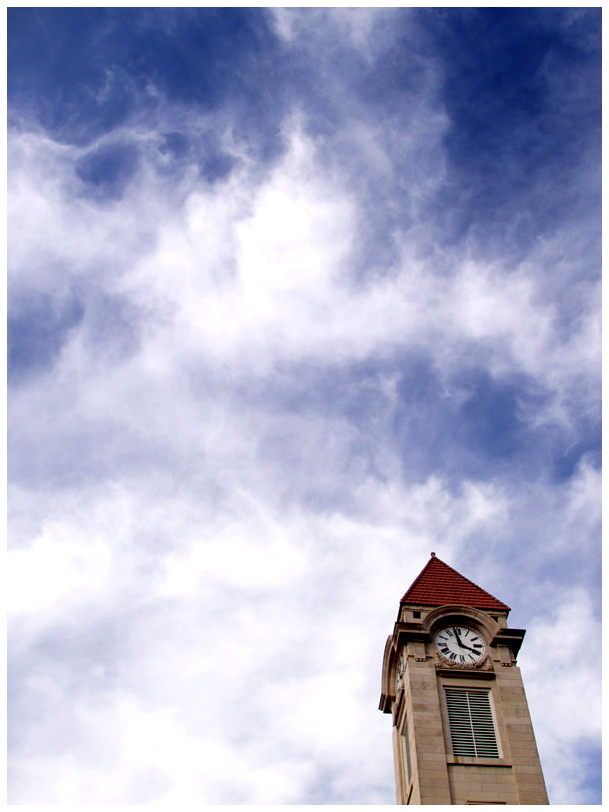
(10, 104, 598, 432)
(8, 530, 111, 616)
(518, 591, 601, 804)
(9, 461, 519, 803)
(9, 690, 314, 804)
(270, 7, 398, 57)
(8, 24, 600, 804)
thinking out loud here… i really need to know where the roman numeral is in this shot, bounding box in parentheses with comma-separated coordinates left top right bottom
(449, 652, 456, 661)
(441, 647, 450, 655)
(459, 655, 465, 663)
(446, 629, 454, 637)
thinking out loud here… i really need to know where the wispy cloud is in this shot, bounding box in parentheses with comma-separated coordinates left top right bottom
(8, 8, 600, 804)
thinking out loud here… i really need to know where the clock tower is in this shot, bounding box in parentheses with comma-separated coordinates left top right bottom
(379, 553, 549, 805)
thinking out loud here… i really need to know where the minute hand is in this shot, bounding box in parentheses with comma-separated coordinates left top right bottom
(454, 630, 477, 653)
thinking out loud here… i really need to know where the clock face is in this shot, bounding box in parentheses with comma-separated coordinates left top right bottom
(396, 654, 405, 689)
(435, 625, 486, 665)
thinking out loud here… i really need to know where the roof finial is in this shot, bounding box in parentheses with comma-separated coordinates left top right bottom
(430, 551, 436, 557)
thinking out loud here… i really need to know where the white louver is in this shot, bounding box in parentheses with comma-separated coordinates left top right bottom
(402, 722, 412, 786)
(445, 688, 500, 758)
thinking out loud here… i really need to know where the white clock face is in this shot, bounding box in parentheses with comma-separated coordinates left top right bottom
(396, 654, 405, 689)
(435, 625, 486, 665)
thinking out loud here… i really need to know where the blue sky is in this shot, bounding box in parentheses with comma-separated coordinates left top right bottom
(8, 7, 601, 805)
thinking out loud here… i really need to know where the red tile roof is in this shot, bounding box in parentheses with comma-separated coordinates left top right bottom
(400, 552, 510, 611)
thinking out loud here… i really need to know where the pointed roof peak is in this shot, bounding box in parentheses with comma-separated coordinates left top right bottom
(400, 554, 510, 612)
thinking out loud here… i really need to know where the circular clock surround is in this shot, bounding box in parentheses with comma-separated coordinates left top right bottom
(434, 625, 486, 665)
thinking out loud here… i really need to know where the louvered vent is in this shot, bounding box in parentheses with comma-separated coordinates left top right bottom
(445, 688, 500, 758)
(402, 722, 412, 786)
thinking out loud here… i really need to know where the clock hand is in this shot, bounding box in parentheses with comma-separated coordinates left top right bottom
(453, 630, 480, 654)
(455, 630, 482, 654)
